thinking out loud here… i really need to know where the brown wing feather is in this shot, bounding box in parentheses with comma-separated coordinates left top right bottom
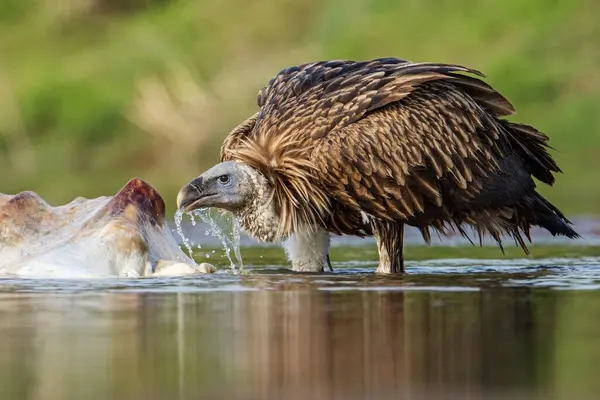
(251, 59, 512, 142)
(311, 78, 563, 247)
(312, 80, 502, 223)
(220, 113, 259, 162)
(222, 58, 559, 242)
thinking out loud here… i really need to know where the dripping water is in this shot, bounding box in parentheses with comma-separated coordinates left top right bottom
(173, 208, 243, 271)
(174, 209, 196, 264)
(192, 208, 243, 271)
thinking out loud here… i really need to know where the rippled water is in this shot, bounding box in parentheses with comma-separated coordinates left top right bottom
(1, 253, 600, 399)
(1, 257, 600, 293)
(2, 213, 599, 399)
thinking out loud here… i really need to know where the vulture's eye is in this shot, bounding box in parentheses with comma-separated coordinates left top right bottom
(218, 175, 230, 185)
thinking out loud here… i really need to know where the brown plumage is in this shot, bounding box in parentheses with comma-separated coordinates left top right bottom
(179, 57, 579, 273)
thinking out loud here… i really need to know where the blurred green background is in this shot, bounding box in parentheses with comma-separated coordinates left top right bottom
(0, 0, 598, 215)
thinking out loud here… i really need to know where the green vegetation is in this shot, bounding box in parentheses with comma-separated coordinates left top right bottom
(1, 0, 599, 215)
(192, 244, 600, 268)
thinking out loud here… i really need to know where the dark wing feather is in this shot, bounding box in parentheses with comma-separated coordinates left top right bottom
(222, 58, 563, 241)
(311, 81, 505, 223)
(307, 64, 561, 246)
(252, 59, 514, 143)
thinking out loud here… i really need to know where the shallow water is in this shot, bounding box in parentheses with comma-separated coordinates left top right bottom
(2, 254, 600, 399)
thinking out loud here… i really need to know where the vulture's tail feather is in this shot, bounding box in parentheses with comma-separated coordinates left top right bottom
(501, 120, 560, 185)
(521, 192, 580, 239)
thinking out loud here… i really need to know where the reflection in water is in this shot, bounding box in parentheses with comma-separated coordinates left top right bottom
(225, 288, 551, 399)
(2, 281, 600, 399)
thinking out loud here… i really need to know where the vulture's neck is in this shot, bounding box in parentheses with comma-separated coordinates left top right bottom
(236, 196, 280, 243)
(233, 169, 330, 272)
(234, 170, 280, 243)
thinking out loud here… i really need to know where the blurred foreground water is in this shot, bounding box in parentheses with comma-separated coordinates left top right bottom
(2, 256, 600, 400)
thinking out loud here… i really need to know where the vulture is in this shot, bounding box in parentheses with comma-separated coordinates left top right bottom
(176, 57, 579, 273)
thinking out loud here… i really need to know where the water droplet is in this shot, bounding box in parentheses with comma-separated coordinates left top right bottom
(174, 209, 196, 265)
(175, 208, 243, 271)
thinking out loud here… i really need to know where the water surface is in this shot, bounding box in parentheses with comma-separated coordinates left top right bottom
(2, 254, 600, 399)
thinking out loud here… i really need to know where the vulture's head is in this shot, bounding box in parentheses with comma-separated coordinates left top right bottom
(176, 161, 267, 214)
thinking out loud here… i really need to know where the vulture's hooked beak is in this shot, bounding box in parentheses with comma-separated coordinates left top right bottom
(176, 177, 209, 212)
(177, 161, 244, 212)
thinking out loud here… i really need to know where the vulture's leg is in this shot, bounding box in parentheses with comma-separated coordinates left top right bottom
(372, 220, 405, 273)
(283, 226, 331, 272)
